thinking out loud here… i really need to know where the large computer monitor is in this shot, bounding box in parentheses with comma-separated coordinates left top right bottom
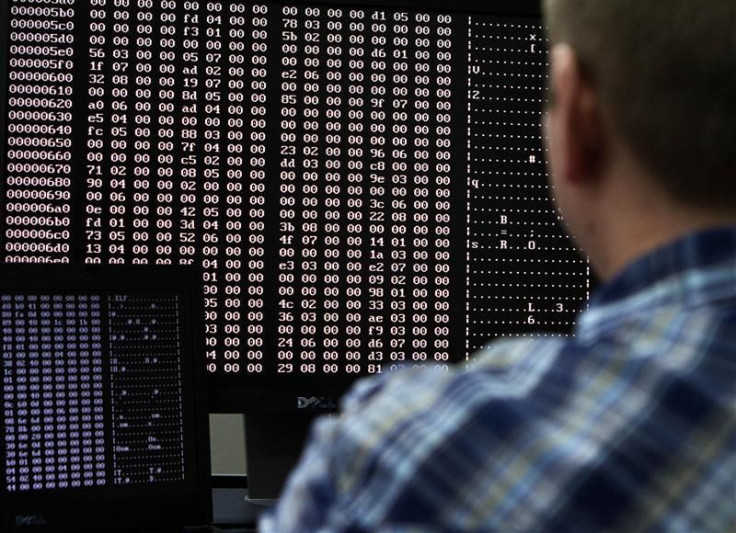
(0, 0, 590, 501)
(0, 264, 210, 531)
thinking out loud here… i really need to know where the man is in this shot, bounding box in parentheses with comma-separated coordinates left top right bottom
(262, 0, 736, 531)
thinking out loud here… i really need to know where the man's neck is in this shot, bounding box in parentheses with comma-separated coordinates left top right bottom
(590, 193, 735, 281)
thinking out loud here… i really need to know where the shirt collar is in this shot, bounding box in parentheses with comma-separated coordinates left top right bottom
(576, 226, 736, 341)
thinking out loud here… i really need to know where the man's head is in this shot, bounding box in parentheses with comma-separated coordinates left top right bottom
(542, 0, 736, 278)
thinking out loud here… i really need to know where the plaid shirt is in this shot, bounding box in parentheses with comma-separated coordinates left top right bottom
(261, 227, 736, 533)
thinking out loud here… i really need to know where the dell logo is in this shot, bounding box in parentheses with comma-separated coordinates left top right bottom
(15, 514, 47, 527)
(297, 396, 337, 410)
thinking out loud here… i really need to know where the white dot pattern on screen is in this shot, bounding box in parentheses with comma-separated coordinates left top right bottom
(465, 17, 590, 358)
(108, 294, 185, 486)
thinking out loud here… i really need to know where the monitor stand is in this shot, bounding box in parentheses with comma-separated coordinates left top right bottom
(211, 413, 317, 527)
(245, 413, 317, 499)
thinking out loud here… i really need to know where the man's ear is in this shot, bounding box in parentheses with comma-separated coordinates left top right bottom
(547, 44, 606, 187)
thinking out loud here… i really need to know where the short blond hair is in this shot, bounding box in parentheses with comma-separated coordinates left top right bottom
(544, 0, 736, 208)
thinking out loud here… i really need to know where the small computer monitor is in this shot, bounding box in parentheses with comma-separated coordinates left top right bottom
(0, 264, 210, 532)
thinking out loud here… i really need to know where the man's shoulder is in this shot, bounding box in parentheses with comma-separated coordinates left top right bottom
(324, 325, 735, 531)
(269, 307, 735, 532)
(332, 336, 581, 474)
(342, 336, 571, 414)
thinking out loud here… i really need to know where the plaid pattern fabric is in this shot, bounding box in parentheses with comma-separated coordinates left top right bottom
(261, 227, 736, 533)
